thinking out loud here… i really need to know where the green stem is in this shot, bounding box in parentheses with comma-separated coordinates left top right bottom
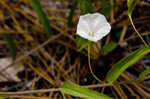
(61, 91, 66, 99)
(88, 42, 102, 83)
(129, 15, 148, 46)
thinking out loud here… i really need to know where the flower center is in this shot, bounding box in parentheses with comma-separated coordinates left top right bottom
(88, 32, 95, 37)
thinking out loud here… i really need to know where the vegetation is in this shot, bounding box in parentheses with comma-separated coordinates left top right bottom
(0, 0, 150, 99)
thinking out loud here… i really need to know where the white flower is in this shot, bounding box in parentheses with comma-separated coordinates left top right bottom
(76, 13, 111, 42)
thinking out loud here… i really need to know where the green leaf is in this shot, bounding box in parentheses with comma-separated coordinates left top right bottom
(68, 0, 78, 27)
(29, 0, 52, 37)
(3, 33, 17, 60)
(100, 4, 113, 19)
(106, 45, 150, 83)
(101, 41, 117, 56)
(61, 82, 113, 99)
(79, 0, 93, 15)
(139, 67, 150, 80)
(76, 36, 89, 51)
(127, 0, 139, 15)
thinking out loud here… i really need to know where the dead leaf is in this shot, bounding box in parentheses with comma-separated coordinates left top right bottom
(0, 57, 24, 82)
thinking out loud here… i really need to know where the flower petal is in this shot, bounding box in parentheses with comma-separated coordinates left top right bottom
(76, 13, 111, 42)
(76, 16, 90, 36)
(95, 23, 111, 40)
(91, 13, 108, 31)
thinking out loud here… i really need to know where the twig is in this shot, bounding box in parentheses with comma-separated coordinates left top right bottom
(0, 34, 62, 74)
(0, 88, 61, 95)
(2, 95, 50, 99)
(0, 75, 150, 95)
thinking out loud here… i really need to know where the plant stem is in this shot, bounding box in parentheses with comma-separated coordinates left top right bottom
(129, 15, 148, 46)
(0, 75, 150, 95)
(88, 42, 102, 83)
(61, 91, 66, 99)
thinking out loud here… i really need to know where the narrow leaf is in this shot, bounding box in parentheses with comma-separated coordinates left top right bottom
(100, 4, 113, 19)
(29, 0, 52, 37)
(3, 33, 17, 60)
(79, 0, 93, 15)
(139, 67, 150, 80)
(128, 0, 147, 46)
(127, 0, 139, 15)
(61, 82, 113, 99)
(101, 41, 117, 56)
(106, 45, 150, 83)
(76, 36, 89, 51)
(68, 0, 78, 27)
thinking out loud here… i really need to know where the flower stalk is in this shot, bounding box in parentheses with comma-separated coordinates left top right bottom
(129, 15, 147, 46)
(88, 42, 102, 83)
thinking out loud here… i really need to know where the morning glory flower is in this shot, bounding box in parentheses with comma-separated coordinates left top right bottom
(76, 13, 111, 42)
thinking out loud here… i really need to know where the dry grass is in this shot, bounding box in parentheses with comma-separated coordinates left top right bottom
(0, 0, 150, 99)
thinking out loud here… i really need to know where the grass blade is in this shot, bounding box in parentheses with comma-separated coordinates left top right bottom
(127, 0, 147, 46)
(106, 45, 150, 83)
(61, 82, 113, 99)
(29, 0, 52, 37)
(139, 67, 150, 80)
(127, 0, 139, 15)
(101, 41, 117, 56)
(68, 0, 78, 27)
(2, 33, 17, 60)
(100, 4, 113, 19)
(79, 0, 93, 15)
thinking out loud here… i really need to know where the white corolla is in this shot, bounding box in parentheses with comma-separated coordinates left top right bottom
(76, 13, 111, 42)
